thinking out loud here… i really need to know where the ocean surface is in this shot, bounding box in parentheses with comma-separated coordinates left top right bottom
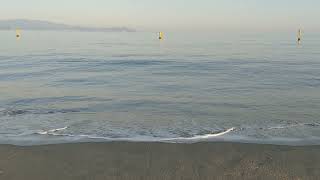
(0, 30, 320, 145)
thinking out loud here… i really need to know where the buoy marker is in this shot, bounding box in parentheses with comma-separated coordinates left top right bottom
(158, 32, 163, 40)
(297, 29, 302, 44)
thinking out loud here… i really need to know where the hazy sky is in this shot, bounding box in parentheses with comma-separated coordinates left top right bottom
(1, 0, 319, 32)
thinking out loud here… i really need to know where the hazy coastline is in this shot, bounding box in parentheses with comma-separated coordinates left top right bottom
(0, 19, 135, 32)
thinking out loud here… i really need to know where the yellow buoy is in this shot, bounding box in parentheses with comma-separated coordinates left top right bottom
(297, 29, 302, 44)
(16, 29, 21, 39)
(158, 32, 163, 40)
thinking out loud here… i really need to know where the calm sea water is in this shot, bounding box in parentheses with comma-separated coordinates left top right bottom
(0, 30, 320, 145)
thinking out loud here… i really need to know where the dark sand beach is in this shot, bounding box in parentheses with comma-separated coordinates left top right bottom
(0, 142, 320, 180)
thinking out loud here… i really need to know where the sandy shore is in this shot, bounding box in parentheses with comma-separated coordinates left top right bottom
(0, 142, 319, 180)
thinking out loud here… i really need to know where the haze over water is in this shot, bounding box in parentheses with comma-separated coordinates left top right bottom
(0, 30, 320, 145)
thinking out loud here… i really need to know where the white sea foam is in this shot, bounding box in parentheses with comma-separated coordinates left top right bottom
(37, 126, 68, 135)
(29, 123, 319, 143)
(164, 127, 236, 141)
(34, 127, 236, 142)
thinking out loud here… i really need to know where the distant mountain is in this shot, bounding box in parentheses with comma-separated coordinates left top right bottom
(0, 19, 135, 32)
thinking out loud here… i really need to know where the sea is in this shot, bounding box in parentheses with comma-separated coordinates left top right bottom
(0, 30, 320, 146)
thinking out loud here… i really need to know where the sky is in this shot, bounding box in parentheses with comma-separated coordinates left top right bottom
(1, 0, 319, 32)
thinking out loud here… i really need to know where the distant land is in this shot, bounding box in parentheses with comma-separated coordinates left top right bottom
(0, 19, 135, 32)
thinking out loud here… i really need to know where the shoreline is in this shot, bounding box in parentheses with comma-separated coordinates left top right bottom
(2, 133, 320, 147)
(1, 142, 320, 179)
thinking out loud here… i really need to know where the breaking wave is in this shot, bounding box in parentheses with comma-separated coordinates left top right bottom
(37, 127, 68, 135)
(164, 127, 236, 141)
(33, 127, 236, 143)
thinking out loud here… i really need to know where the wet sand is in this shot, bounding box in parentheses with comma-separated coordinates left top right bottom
(0, 142, 320, 180)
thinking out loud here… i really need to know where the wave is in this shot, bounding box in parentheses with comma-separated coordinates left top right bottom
(0, 109, 28, 116)
(164, 127, 236, 141)
(266, 123, 320, 130)
(4, 122, 319, 145)
(266, 125, 295, 130)
(3, 124, 320, 146)
(0, 108, 86, 117)
(34, 127, 236, 142)
(37, 127, 68, 135)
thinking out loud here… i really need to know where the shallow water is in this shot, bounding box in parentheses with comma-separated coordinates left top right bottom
(0, 30, 320, 145)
